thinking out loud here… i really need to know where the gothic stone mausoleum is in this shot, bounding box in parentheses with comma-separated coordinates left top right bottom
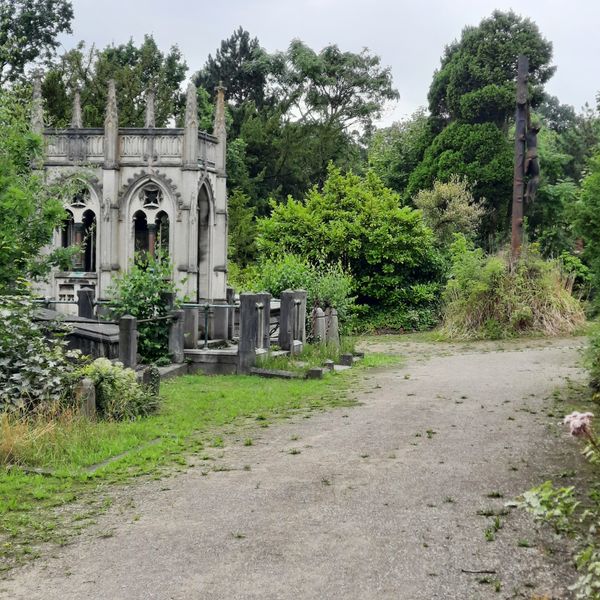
(32, 80, 228, 307)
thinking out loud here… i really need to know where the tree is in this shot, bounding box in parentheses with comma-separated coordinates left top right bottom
(428, 10, 554, 126)
(273, 39, 399, 133)
(368, 109, 434, 195)
(413, 177, 484, 245)
(193, 27, 272, 111)
(42, 36, 188, 127)
(257, 165, 443, 314)
(0, 90, 70, 293)
(407, 122, 513, 240)
(0, 0, 73, 85)
(227, 189, 257, 267)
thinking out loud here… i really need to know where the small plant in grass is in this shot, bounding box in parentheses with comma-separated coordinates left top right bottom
(243, 438, 253, 446)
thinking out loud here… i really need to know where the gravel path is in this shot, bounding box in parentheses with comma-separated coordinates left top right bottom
(0, 337, 588, 600)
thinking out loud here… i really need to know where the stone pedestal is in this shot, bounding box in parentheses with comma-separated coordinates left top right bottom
(168, 309, 185, 364)
(119, 315, 137, 368)
(238, 293, 259, 373)
(278, 290, 307, 351)
(75, 378, 96, 418)
(183, 306, 199, 349)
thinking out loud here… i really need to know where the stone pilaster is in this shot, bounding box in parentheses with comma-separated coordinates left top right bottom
(103, 80, 119, 170)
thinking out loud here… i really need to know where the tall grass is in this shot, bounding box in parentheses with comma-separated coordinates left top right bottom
(442, 239, 585, 340)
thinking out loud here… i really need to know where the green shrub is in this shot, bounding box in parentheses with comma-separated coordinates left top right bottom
(441, 235, 585, 339)
(0, 295, 80, 413)
(249, 254, 356, 330)
(107, 251, 179, 363)
(257, 165, 444, 321)
(78, 358, 158, 420)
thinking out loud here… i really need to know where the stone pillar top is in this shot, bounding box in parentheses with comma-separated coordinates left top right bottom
(71, 89, 83, 128)
(144, 88, 155, 128)
(31, 71, 44, 134)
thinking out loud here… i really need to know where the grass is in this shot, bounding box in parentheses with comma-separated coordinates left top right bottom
(0, 348, 398, 573)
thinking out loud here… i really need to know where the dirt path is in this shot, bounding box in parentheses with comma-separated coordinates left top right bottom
(0, 337, 588, 599)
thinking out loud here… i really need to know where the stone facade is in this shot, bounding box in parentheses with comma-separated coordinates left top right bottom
(32, 79, 228, 308)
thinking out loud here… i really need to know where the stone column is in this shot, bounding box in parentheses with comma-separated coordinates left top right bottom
(325, 307, 340, 348)
(168, 309, 185, 364)
(255, 293, 272, 350)
(279, 290, 307, 351)
(226, 286, 236, 340)
(103, 80, 119, 170)
(183, 306, 199, 349)
(238, 293, 259, 372)
(147, 223, 157, 258)
(119, 315, 137, 369)
(74, 378, 96, 418)
(312, 307, 326, 344)
(73, 222, 85, 270)
(182, 83, 199, 169)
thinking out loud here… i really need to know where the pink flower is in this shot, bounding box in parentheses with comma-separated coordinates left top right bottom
(563, 411, 594, 437)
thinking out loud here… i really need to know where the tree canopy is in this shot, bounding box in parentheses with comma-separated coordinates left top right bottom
(0, 0, 73, 85)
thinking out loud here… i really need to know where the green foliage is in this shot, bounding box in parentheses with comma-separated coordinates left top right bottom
(368, 108, 434, 195)
(413, 177, 484, 245)
(428, 10, 554, 125)
(227, 188, 257, 267)
(0, 296, 79, 413)
(0, 0, 73, 85)
(78, 358, 158, 420)
(258, 165, 444, 319)
(585, 325, 600, 393)
(574, 153, 600, 304)
(42, 35, 187, 127)
(519, 480, 579, 534)
(0, 90, 72, 292)
(407, 121, 513, 241)
(193, 27, 272, 112)
(249, 254, 356, 326)
(107, 252, 178, 363)
(273, 39, 399, 131)
(441, 236, 585, 339)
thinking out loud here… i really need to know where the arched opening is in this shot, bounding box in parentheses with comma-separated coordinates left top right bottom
(82, 209, 96, 272)
(133, 210, 149, 258)
(61, 209, 74, 248)
(197, 184, 211, 301)
(156, 211, 170, 257)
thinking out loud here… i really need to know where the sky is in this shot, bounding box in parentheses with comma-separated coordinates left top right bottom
(60, 0, 599, 126)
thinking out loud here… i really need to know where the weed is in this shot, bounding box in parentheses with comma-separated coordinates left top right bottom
(243, 438, 253, 447)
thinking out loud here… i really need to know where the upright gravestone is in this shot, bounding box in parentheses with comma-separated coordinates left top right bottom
(325, 307, 340, 348)
(279, 290, 307, 351)
(312, 307, 326, 344)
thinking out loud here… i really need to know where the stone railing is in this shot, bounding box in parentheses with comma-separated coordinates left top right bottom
(43, 128, 218, 170)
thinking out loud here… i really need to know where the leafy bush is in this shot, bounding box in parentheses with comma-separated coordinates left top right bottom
(108, 251, 179, 363)
(249, 254, 356, 328)
(413, 176, 484, 245)
(441, 235, 585, 339)
(0, 295, 79, 413)
(257, 165, 444, 325)
(78, 358, 158, 420)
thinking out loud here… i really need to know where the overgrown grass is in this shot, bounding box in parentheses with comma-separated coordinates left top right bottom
(0, 350, 397, 572)
(442, 239, 585, 340)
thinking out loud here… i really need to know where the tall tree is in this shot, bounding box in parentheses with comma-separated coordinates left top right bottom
(273, 39, 398, 133)
(428, 10, 554, 127)
(0, 0, 73, 85)
(193, 27, 272, 111)
(42, 36, 188, 127)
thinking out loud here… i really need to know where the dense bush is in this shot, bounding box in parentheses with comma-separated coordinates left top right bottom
(108, 252, 178, 363)
(0, 295, 79, 413)
(441, 235, 585, 339)
(248, 254, 356, 329)
(257, 165, 444, 327)
(78, 358, 158, 420)
(413, 177, 484, 245)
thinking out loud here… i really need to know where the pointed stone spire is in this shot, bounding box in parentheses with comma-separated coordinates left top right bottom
(144, 88, 155, 128)
(213, 82, 227, 172)
(103, 79, 119, 169)
(213, 81, 226, 138)
(31, 71, 44, 134)
(71, 89, 83, 128)
(182, 83, 198, 168)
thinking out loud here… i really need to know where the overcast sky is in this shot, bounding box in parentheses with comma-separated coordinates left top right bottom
(60, 0, 598, 125)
